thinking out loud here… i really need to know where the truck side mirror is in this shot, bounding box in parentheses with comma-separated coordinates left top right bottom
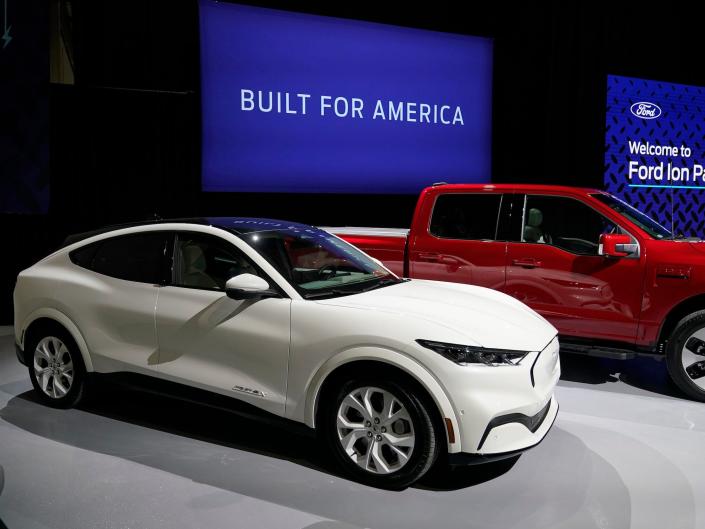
(599, 233, 638, 258)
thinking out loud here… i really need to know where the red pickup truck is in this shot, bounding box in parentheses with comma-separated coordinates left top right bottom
(329, 184, 705, 401)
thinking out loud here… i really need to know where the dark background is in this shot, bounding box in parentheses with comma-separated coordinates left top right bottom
(2, 0, 704, 323)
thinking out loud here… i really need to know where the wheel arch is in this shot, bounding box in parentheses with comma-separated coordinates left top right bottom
(20, 309, 94, 372)
(304, 347, 461, 453)
(658, 294, 705, 351)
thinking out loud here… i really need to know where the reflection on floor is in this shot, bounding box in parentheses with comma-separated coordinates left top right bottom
(0, 326, 703, 529)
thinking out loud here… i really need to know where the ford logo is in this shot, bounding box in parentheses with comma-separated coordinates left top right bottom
(630, 101, 662, 119)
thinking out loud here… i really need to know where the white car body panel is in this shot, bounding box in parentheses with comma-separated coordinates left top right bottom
(14, 221, 560, 457)
(154, 286, 291, 416)
(16, 306, 95, 372)
(298, 344, 462, 449)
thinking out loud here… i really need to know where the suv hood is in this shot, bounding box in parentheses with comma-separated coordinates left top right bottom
(316, 279, 557, 352)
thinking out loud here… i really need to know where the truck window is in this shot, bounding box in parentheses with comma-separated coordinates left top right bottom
(522, 196, 618, 255)
(429, 194, 502, 240)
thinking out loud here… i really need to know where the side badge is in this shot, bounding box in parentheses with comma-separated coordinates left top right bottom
(232, 385, 267, 398)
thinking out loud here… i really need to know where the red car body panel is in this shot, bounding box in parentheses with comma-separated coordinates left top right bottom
(335, 184, 705, 351)
(340, 233, 407, 278)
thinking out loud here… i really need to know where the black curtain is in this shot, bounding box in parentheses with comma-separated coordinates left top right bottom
(2, 0, 705, 322)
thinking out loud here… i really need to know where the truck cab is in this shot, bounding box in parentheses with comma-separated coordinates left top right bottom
(330, 184, 705, 401)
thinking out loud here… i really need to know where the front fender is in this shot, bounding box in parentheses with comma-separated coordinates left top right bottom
(18, 308, 95, 372)
(303, 346, 462, 453)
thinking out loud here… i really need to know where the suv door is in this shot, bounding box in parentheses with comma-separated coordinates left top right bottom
(68, 231, 171, 370)
(154, 231, 291, 416)
(505, 194, 644, 343)
(410, 191, 507, 290)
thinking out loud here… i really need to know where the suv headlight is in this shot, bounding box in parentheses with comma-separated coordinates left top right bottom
(416, 339, 529, 366)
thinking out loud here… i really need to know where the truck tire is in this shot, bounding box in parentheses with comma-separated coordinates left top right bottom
(666, 310, 705, 402)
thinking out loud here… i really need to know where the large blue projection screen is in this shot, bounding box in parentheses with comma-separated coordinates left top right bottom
(605, 75, 705, 236)
(199, 1, 493, 194)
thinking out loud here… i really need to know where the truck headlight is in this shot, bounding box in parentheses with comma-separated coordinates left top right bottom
(416, 339, 529, 366)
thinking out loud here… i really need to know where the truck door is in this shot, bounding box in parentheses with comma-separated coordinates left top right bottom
(504, 194, 643, 343)
(409, 191, 507, 291)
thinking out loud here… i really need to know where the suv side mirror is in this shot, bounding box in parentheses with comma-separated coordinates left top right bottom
(599, 233, 638, 258)
(225, 274, 280, 300)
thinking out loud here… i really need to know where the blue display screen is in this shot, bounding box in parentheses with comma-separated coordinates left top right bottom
(199, 1, 493, 194)
(605, 75, 705, 236)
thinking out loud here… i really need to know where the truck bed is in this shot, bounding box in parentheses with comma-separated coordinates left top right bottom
(323, 227, 409, 277)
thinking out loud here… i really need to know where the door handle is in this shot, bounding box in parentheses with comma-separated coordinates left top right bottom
(439, 256, 461, 266)
(418, 252, 441, 262)
(418, 253, 461, 266)
(512, 258, 542, 269)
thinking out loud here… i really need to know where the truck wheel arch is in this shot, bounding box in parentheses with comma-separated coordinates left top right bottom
(659, 293, 705, 349)
(20, 309, 95, 372)
(304, 346, 462, 453)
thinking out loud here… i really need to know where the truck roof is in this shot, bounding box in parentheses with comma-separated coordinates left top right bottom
(428, 183, 604, 195)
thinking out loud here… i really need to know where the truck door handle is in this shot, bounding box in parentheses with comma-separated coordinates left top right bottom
(512, 258, 542, 269)
(418, 252, 441, 262)
(418, 253, 461, 266)
(439, 256, 461, 266)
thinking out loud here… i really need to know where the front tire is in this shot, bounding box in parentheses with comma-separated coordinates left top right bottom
(27, 323, 87, 409)
(666, 310, 705, 402)
(321, 376, 441, 489)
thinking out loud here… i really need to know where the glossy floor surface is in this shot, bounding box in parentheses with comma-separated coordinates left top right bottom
(1, 326, 704, 529)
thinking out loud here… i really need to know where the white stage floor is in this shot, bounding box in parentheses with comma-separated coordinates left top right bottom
(0, 326, 703, 529)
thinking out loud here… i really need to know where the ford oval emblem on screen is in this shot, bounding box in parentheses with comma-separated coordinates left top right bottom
(630, 101, 662, 119)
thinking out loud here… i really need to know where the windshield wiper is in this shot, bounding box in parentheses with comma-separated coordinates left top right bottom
(355, 277, 407, 293)
(301, 277, 406, 299)
(672, 233, 701, 241)
(301, 289, 357, 299)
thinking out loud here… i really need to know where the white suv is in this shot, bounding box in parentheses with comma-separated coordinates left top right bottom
(13, 218, 560, 488)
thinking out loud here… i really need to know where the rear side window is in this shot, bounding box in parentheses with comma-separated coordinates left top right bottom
(429, 193, 502, 240)
(69, 244, 99, 269)
(70, 232, 170, 284)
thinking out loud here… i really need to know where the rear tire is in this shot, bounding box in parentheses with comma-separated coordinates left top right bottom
(666, 310, 705, 402)
(320, 375, 441, 489)
(26, 323, 87, 409)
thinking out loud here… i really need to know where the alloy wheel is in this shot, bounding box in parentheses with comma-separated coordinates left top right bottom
(681, 328, 705, 389)
(33, 336, 74, 399)
(336, 386, 415, 474)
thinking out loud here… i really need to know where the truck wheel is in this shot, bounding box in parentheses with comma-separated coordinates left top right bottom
(666, 310, 705, 402)
(320, 377, 441, 489)
(27, 323, 87, 409)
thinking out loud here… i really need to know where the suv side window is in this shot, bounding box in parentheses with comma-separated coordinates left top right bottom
(173, 232, 260, 290)
(429, 193, 502, 240)
(522, 195, 617, 255)
(70, 232, 171, 284)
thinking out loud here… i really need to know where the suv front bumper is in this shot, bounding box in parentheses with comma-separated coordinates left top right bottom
(448, 398, 559, 465)
(436, 336, 560, 455)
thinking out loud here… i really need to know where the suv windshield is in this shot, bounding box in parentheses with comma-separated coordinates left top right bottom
(591, 193, 673, 239)
(232, 222, 401, 298)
